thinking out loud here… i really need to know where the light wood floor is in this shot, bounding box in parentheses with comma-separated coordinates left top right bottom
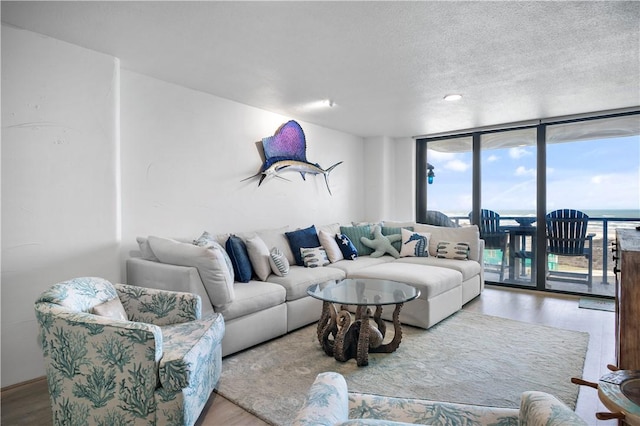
(1, 286, 617, 425)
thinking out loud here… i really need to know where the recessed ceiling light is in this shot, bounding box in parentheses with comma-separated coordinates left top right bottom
(443, 94, 463, 101)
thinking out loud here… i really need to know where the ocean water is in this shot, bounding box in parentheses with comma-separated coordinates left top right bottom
(443, 209, 640, 239)
(445, 209, 640, 219)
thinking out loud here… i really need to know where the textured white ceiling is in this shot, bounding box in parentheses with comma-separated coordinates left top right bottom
(2, 1, 639, 138)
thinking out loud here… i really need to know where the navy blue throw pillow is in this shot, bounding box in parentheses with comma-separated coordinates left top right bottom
(285, 225, 321, 266)
(335, 233, 358, 260)
(226, 235, 253, 283)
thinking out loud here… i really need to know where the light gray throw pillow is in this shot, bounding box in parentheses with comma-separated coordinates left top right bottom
(148, 236, 235, 309)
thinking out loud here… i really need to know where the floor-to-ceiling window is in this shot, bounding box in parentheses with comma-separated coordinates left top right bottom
(416, 109, 640, 297)
(480, 128, 537, 287)
(544, 115, 640, 296)
(421, 136, 473, 224)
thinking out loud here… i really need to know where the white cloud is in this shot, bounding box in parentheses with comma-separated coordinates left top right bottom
(509, 147, 531, 159)
(446, 159, 470, 172)
(487, 154, 499, 162)
(515, 166, 536, 177)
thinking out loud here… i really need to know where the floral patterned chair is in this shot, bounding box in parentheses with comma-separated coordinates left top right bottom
(34, 277, 225, 426)
(291, 372, 588, 426)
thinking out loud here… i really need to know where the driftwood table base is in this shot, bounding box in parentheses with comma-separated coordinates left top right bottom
(316, 299, 404, 367)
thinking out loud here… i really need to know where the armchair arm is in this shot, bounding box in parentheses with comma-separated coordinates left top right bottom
(158, 312, 225, 392)
(291, 372, 349, 426)
(116, 283, 201, 326)
(519, 391, 587, 426)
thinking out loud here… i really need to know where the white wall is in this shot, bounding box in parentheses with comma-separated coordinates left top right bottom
(120, 71, 365, 256)
(1, 25, 120, 387)
(362, 136, 416, 222)
(1, 25, 368, 387)
(390, 137, 416, 221)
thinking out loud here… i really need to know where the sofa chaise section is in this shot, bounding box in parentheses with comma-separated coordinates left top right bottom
(349, 262, 463, 329)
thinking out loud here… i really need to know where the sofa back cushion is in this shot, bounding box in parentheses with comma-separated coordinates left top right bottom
(253, 226, 296, 265)
(148, 236, 235, 309)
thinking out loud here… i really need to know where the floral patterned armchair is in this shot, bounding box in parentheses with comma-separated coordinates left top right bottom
(291, 372, 588, 426)
(34, 277, 225, 426)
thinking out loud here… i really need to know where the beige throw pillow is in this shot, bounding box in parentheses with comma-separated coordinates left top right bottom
(318, 229, 344, 263)
(245, 235, 272, 281)
(92, 297, 128, 321)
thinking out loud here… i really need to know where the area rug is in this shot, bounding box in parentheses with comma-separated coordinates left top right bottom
(216, 311, 589, 426)
(579, 297, 615, 312)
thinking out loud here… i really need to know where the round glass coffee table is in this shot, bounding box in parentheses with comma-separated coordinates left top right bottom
(307, 278, 420, 366)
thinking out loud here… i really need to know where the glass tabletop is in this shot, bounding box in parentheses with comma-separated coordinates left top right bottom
(307, 278, 420, 306)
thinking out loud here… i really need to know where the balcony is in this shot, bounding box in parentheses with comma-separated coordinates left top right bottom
(449, 215, 640, 297)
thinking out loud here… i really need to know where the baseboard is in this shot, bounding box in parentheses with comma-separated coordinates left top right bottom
(1, 375, 47, 393)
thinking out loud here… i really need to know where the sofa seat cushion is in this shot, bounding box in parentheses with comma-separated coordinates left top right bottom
(349, 262, 462, 300)
(394, 257, 481, 282)
(218, 281, 286, 321)
(327, 255, 395, 275)
(267, 265, 346, 301)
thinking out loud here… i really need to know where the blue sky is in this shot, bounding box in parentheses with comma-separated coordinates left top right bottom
(427, 135, 640, 216)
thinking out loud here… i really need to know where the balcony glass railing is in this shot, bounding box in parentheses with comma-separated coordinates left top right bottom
(445, 214, 640, 296)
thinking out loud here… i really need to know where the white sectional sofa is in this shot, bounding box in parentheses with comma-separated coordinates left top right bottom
(126, 221, 484, 357)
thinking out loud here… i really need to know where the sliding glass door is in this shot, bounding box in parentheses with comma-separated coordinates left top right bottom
(421, 136, 473, 226)
(545, 115, 640, 296)
(480, 128, 537, 286)
(416, 110, 640, 297)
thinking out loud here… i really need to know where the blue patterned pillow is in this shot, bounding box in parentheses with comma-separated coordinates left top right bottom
(400, 228, 431, 258)
(301, 247, 330, 268)
(436, 241, 470, 260)
(226, 235, 253, 282)
(340, 225, 373, 256)
(335, 233, 358, 260)
(285, 225, 321, 266)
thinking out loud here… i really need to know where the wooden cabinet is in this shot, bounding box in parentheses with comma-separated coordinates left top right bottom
(615, 229, 640, 370)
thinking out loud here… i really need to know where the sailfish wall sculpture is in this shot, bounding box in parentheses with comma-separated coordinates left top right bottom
(243, 120, 342, 195)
